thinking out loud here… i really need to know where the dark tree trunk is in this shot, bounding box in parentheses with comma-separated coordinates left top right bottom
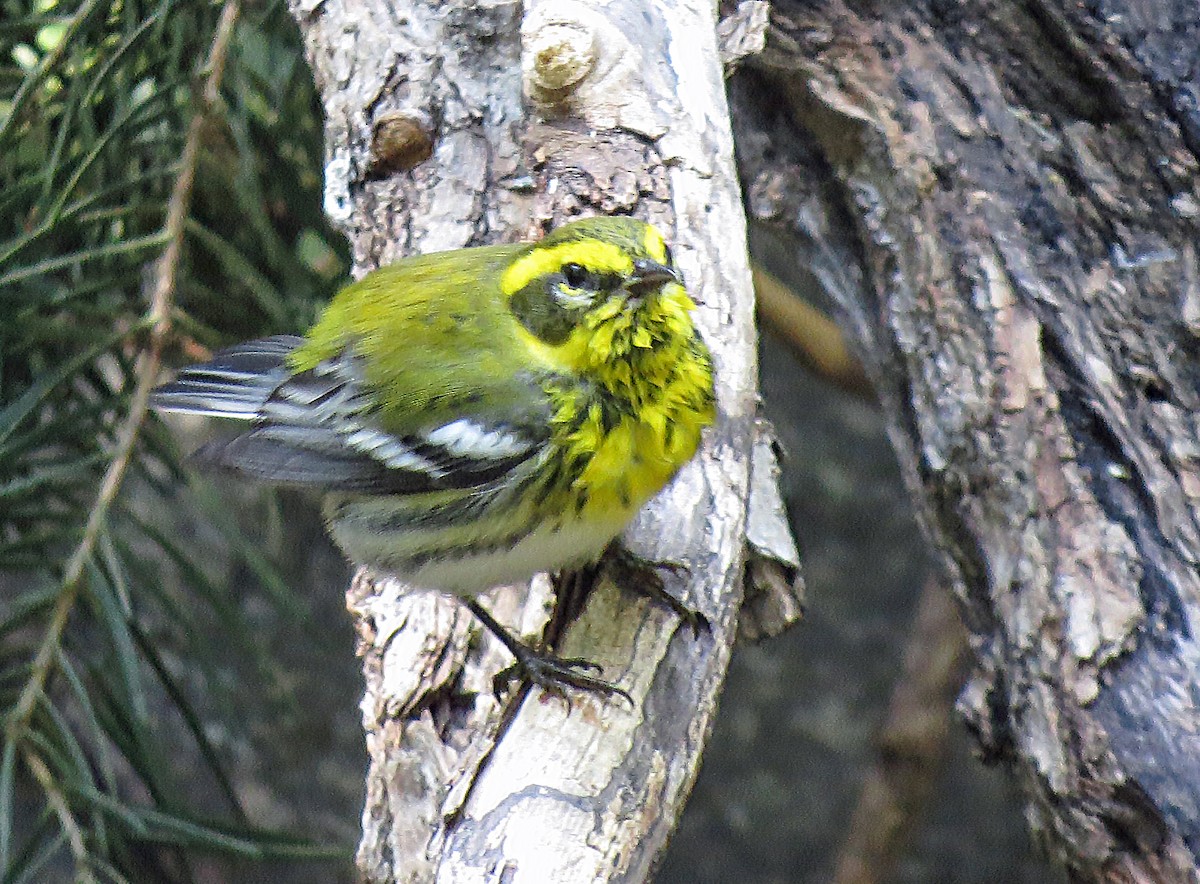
(733, 0, 1200, 878)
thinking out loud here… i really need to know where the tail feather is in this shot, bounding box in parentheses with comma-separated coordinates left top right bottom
(151, 335, 303, 420)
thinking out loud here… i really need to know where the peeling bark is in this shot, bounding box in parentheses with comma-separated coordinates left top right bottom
(734, 0, 1200, 878)
(287, 0, 777, 880)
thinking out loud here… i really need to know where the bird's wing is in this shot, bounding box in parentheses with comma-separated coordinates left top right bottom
(151, 337, 552, 494)
(150, 335, 303, 418)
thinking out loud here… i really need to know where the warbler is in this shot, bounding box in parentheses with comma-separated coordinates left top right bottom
(152, 216, 715, 696)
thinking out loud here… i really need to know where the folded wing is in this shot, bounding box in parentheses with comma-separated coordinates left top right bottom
(151, 337, 548, 494)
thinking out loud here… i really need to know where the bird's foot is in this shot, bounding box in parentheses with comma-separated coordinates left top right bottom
(466, 599, 631, 704)
(603, 542, 711, 637)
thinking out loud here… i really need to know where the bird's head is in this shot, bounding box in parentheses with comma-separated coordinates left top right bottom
(501, 217, 694, 381)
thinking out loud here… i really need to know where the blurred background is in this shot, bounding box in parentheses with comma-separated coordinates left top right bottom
(0, 1, 1058, 880)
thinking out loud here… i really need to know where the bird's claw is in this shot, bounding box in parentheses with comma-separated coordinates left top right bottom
(493, 650, 632, 707)
(604, 543, 711, 637)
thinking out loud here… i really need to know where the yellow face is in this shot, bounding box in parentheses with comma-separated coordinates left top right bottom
(500, 239, 635, 298)
(640, 222, 669, 265)
(499, 217, 685, 373)
(500, 221, 669, 293)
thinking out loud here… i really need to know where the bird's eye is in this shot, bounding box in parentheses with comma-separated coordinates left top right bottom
(562, 263, 589, 288)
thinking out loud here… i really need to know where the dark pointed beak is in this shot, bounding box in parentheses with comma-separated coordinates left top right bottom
(626, 258, 681, 298)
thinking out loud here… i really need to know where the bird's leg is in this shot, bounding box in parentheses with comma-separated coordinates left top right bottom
(465, 599, 631, 704)
(601, 541, 710, 637)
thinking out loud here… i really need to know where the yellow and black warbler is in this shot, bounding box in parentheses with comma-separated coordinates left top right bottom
(152, 216, 715, 696)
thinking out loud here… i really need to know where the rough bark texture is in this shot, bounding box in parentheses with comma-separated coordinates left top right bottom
(286, 0, 789, 880)
(733, 0, 1200, 878)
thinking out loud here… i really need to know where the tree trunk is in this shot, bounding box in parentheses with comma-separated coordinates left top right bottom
(286, 0, 797, 880)
(734, 0, 1200, 878)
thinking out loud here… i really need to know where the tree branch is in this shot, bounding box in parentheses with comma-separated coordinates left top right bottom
(832, 575, 967, 884)
(289, 0, 776, 878)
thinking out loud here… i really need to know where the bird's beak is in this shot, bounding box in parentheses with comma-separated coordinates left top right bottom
(625, 258, 681, 300)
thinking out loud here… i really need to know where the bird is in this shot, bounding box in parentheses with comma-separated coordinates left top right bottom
(152, 216, 716, 697)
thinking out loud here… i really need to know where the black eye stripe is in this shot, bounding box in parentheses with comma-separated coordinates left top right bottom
(562, 263, 588, 288)
(557, 263, 625, 295)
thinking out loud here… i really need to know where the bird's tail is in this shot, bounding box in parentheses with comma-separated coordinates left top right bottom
(150, 335, 304, 419)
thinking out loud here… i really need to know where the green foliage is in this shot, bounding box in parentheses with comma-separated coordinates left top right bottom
(0, 0, 350, 878)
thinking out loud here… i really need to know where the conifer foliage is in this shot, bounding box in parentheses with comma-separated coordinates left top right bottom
(0, 0, 348, 878)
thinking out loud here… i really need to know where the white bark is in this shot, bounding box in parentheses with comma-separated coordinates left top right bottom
(287, 0, 779, 879)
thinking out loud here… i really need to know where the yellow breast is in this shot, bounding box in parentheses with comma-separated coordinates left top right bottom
(550, 338, 714, 525)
